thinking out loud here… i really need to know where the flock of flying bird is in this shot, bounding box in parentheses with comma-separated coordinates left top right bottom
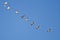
(2, 1, 52, 32)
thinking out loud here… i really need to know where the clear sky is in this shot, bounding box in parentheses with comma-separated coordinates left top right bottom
(0, 0, 60, 40)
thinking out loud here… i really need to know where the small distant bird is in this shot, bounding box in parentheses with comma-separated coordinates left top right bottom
(30, 21, 35, 26)
(4, 1, 9, 7)
(20, 14, 26, 19)
(47, 28, 52, 32)
(7, 6, 10, 10)
(7, 6, 11, 10)
(4, 1, 8, 5)
(15, 10, 19, 14)
(24, 18, 29, 22)
(36, 25, 40, 30)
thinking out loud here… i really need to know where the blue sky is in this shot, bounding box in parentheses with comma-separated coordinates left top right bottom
(0, 0, 60, 40)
